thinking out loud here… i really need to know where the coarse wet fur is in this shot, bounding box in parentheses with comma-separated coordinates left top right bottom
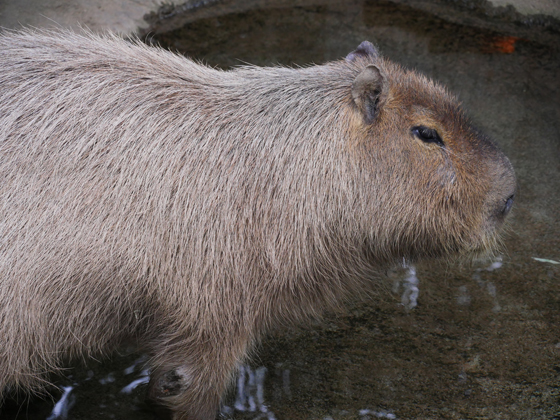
(0, 30, 516, 419)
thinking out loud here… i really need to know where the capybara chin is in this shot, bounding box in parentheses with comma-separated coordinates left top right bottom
(0, 31, 515, 419)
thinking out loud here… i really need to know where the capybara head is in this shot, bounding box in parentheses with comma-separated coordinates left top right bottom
(345, 41, 515, 263)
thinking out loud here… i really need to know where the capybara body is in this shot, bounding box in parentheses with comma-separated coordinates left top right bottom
(0, 31, 515, 419)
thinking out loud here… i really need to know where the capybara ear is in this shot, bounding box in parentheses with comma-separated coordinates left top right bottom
(345, 41, 379, 62)
(352, 64, 384, 124)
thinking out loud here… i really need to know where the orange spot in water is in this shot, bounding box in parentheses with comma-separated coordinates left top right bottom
(485, 36, 520, 54)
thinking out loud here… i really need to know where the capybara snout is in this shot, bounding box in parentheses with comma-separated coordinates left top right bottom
(0, 32, 515, 419)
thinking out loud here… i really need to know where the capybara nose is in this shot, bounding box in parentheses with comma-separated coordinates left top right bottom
(502, 194, 515, 216)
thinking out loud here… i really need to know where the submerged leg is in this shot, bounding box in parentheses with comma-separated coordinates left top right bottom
(149, 334, 251, 420)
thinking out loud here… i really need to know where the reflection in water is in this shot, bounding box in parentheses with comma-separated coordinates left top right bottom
(98, 373, 116, 385)
(400, 265, 419, 310)
(123, 355, 149, 376)
(472, 257, 504, 313)
(45, 386, 75, 420)
(120, 374, 150, 394)
(224, 365, 276, 419)
(532, 257, 560, 264)
(357, 408, 396, 419)
(42, 364, 401, 420)
(390, 263, 419, 310)
(121, 355, 151, 394)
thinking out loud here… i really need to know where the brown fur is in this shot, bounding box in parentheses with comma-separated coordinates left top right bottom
(0, 31, 515, 419)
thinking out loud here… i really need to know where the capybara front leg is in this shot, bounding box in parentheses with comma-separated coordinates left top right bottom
(149, 364, 230, 420)
(149, 339, 250, 420)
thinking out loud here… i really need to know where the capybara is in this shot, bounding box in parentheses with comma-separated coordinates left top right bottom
(0, 30, 515, 419)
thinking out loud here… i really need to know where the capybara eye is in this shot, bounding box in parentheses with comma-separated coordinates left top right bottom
(411, 126, 444, 146)
(502, 194, 515, 216)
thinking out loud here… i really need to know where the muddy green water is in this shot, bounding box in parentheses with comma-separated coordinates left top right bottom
(3, 1, 559, 419)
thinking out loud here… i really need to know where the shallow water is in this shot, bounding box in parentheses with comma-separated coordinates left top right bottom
(3, 1, 560, 419)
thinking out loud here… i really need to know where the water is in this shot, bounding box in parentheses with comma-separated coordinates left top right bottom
(3, 1, 559, 419)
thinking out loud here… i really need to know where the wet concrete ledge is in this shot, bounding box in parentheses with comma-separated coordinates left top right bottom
(0, 0, 559, 50)
(141, 0, 560, 51)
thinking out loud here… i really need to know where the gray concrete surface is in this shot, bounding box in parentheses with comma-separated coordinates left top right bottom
(492, 0, 560, 19)
(0, 0, 161, 34)
(0, 0, 559, 35)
